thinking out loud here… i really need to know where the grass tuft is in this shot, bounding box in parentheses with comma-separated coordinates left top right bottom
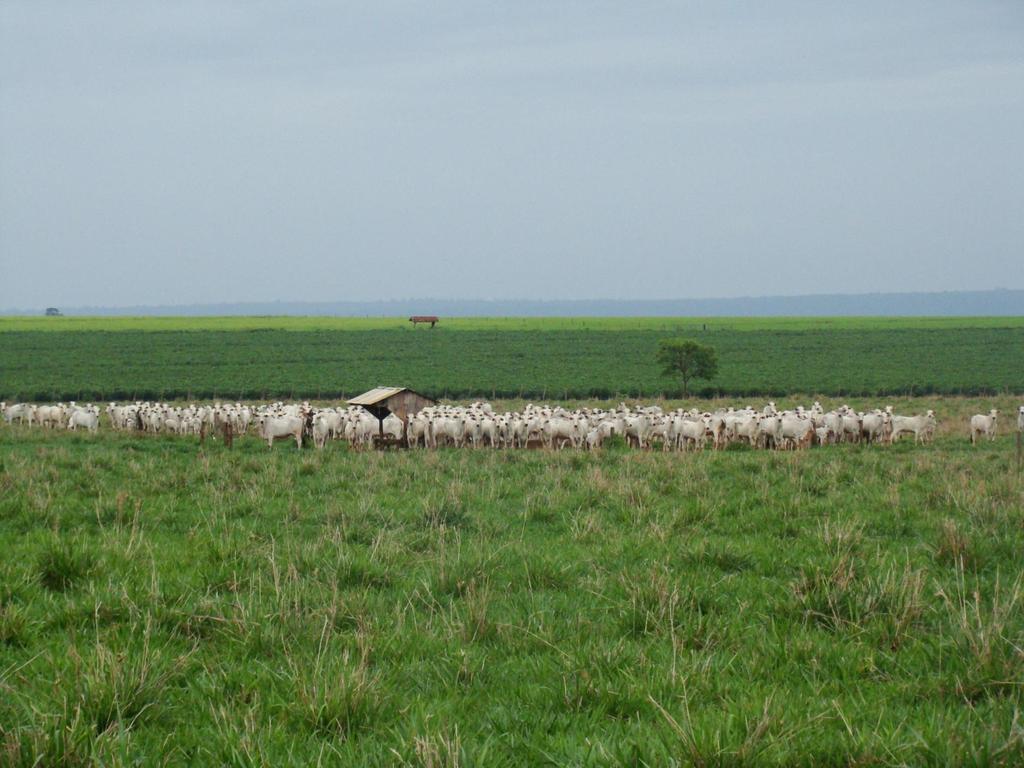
(619, 566, 685, 637)
(935, 518, 978, 568)
(289, 636, 385, 739)
(0, 603, 30, 647)
(411, 726, 464, 768)
(793, 556, 925, 646)
(422, 493, 471, 530)
(74, 634, 188, 735)
(937, 565, 1024, 701)
(36, 538, 96, 592)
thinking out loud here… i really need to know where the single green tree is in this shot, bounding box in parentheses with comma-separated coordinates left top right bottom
(657, 339, 718, 396)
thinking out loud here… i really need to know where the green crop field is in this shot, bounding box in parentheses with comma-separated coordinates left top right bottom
(1, 316, 1022, 401)
(1, 423, 1022, 765)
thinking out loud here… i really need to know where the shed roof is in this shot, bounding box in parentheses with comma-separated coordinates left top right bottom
(347, 387, 407, 406)
(347, 387, 435, 407)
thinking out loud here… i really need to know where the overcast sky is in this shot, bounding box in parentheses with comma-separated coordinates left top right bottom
(1, 1, 1023, 308)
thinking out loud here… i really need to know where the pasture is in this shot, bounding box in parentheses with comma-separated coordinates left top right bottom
(1, 413, 1022, 765)
(1, 317, 1022, 764)
(1, 316, 1023, 402)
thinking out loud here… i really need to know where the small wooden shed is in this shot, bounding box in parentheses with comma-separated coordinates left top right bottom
(409, 315, 439, 328)
(347, 387, 436, 444)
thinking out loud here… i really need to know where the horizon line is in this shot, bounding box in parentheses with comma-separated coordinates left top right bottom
(4, 287, 1023, 315)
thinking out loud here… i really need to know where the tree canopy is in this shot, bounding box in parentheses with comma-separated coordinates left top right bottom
(656, 339, 718, 396)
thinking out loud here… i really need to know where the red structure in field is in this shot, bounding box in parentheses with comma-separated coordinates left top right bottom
(409, 315, 439, 328)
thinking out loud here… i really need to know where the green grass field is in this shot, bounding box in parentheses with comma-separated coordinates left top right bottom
(1, 423, 1022, 765)
(2, 317, 1022, 401)
(2, 317, 1022, 764)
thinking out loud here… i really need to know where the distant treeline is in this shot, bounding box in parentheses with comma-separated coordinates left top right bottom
(6, 288, 1024, 318)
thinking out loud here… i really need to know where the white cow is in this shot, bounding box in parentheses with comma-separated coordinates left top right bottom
(36, 404, 66, 429)
(585, 421, 614, 450)
(839, 413, 862, 444)
(891, 411, 936, 444)
(730, 414, 761, 447)
(674, 418, 707, 451)
(822, 412, 843, 441)
(106, 403, 126, 430)
(3, 403, 34, 425)
(757, 415, 784, 450)
(381, 414, 404, 441)
(860, 411, 891, 444)
(407, 413, 432, 448)
(464, 417, 483, 448)
(648, 417, 672, 451)
(543, 417, 583, 449)
(969, 409, 998, 444)
(622, 414, 652, 449)
(704, 413, 727, 449)
(509, 416, 530, 448)
(311, 414, 332, 449)
(314, 410, 342, 439)
(68, 408, 100, 433)
(478, 416, 499, 447)
(1018, 405, 1024, 433)
(257, 415, 304, 449)
(429, 416, 457, 448)
(780, 415, 814, 450)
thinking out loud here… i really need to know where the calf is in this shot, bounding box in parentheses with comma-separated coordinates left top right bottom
(585, 421, 614, 450)
(969, 409, 998, 444)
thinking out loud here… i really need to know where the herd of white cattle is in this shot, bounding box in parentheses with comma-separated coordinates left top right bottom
(2, 400, 1021, 450)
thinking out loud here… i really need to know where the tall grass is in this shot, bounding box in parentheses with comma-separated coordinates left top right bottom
(0, 418, 1022, 763)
